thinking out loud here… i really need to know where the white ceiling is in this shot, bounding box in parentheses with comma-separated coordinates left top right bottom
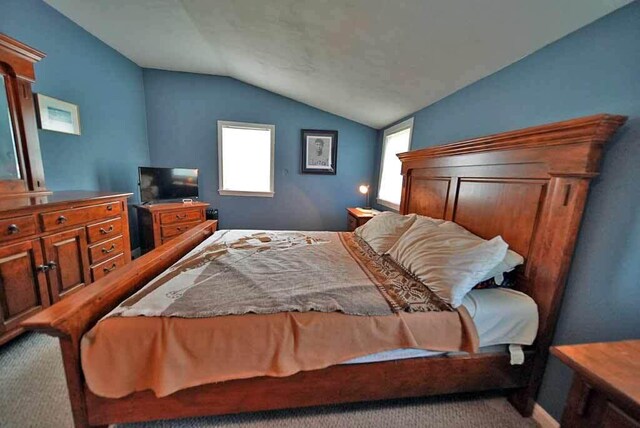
(45, 0, 631, 128)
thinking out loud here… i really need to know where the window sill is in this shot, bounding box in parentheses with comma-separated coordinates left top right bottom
(376, 198, 400, 212)
(219, 190, 274, 198)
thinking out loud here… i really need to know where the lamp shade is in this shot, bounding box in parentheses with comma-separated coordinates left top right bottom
(358, 185, 369, 194)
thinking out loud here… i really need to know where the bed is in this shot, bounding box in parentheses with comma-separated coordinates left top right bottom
(23, 113, 627, 427)
(79, 229, 538, 399)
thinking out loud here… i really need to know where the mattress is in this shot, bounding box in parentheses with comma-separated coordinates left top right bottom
(345, 287, 538, 364)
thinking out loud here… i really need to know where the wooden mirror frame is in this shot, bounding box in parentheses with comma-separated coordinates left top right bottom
(0, 33, 47, 196)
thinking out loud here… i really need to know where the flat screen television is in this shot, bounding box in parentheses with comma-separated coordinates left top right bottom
(138, 167, 199, 203)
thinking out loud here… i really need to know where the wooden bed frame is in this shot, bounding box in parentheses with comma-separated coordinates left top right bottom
(23, 113, 626, 427)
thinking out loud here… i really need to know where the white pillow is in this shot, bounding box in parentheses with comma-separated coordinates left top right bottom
(386, 218, 508, 307)
(442, 221, 524, 284)
(355, 212, 417, 254)
(482, 250, 524, 284)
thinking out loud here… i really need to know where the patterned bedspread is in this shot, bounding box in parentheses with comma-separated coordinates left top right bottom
(108, 230, 451, 319)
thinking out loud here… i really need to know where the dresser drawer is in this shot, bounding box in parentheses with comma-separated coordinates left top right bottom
(88, 235, 124, 264)
(161, 221, 201, 238)
(86, 217, 123, 243)
(91, 253, 125, 281)
(159, 209, 203, 225)
(0, 215, 37, 242)
(41, 201, 122, 232)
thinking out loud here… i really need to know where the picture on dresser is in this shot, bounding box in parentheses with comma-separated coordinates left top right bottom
(301, 129, 338, 174)
(35, 94, 81, 135)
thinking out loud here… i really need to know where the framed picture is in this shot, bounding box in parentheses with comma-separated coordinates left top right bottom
(35, 94, 81, 135)
(301, 129, 338, 174)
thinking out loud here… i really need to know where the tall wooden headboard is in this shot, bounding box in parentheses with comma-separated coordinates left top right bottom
(398, 113, 627, 410)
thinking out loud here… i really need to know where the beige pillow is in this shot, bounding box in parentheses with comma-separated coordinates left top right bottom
(386, 218, 508, 307)
(355, 212, 417, 254)
(416, 215, 446, 225)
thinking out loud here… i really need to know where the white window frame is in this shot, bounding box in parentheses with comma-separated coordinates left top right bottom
(376, 117, 414, 211)
(217, 120, 275, 197)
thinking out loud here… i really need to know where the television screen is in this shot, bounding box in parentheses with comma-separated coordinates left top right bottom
(138, 167, 199, 203)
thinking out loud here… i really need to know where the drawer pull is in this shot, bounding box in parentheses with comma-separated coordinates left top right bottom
(7, 224, 20, 234)
(101, 244, 116, 254)
(47, 261, 57, 270)
(36, 264, 49, 273)
(106, 204, 113, 211)
(57, 215, 68, 224)
(103, 263, 118, 273)
(99, 225, 114, 235)
(176, 213, 187, 219)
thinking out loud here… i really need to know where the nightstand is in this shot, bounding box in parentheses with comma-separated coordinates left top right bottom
(346, 207, 376, 231)
(551, 340, 640, 428)
(135, 202, 212, 254)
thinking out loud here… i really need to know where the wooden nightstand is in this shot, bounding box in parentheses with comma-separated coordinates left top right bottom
(551, 340, 640, 428)
(135, 202, 213, 254)
(346, 208, 376, 231)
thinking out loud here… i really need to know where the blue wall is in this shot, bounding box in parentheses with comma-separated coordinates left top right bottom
(143, 69, 377, 230)
(373, 1, 640, 419)
(0, 0, 150, 246)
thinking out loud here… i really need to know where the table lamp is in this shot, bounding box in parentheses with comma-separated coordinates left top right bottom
(358, 184, 371, 211)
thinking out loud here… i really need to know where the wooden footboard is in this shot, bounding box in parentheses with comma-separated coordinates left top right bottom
(84, 350, 534, 426)
(22, 220, 217, 428)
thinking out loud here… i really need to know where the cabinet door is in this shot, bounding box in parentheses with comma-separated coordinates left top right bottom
(0, 239, 49, 333)
(42, 228, 91, 303)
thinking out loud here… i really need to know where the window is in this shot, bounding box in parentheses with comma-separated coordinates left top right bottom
(377, 117, 413, 210)
(218, 121, 275, 197)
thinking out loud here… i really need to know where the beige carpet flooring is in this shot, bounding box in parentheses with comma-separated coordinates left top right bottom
(0, 332, 538, 427)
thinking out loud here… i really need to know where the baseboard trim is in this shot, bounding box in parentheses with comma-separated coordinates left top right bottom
(531, 403, 559, 428)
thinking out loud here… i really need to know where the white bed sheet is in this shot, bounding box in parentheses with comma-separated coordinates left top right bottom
(345, 287, 538, 364)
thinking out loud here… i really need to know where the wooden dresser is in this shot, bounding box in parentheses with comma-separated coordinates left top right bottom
(135, 201, 210, 254)
(0, 35, 133, 345)
(551, 340, 640, 428)
(0, 191, 132, 345)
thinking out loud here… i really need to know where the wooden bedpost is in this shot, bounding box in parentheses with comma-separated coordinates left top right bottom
(507, 175, 593, 416)
(60, 336, 92, 427)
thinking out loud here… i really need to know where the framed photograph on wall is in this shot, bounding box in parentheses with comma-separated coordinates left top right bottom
(301, 129, 338, 175)
(35, 94, 81, 135)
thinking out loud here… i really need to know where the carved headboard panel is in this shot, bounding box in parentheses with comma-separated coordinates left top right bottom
(398, 114, 626, 355)
(406, 172, 548, 259)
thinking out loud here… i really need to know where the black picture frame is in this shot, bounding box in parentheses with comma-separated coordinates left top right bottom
(301, 129, 338, 175)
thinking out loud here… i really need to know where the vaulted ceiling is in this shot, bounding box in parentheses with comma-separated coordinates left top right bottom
(45, 0, 631, 128)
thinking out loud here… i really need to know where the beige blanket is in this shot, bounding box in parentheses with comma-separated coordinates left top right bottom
(109, 230, 451, 319)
